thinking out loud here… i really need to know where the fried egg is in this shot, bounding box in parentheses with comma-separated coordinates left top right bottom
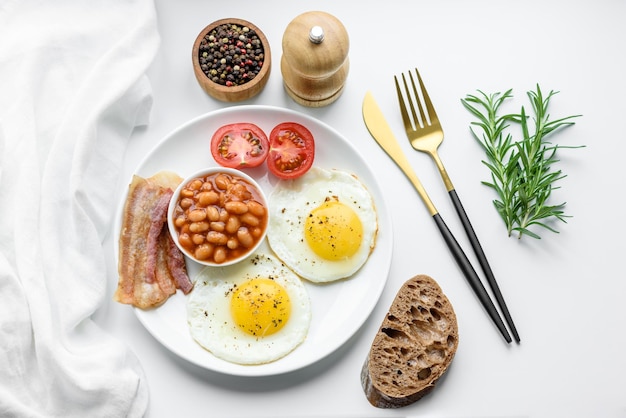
(187, 253, 311, 365)
(267, 167, 378, 283)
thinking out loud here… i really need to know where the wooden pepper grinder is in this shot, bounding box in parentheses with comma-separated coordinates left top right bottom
(281, 11, 349, 107)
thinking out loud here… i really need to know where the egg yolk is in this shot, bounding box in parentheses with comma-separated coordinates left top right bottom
(230, 278, 291, 337)
(304, 200, 363, 260)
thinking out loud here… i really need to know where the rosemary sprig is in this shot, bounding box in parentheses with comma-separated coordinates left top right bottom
(461, 85, 583, 239)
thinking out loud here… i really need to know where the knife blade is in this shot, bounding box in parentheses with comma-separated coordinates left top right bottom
(362, 91, 437, 216)
(362, 91, 512, 344)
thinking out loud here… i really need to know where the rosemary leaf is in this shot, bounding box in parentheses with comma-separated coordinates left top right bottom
(461, 85, 583, 240)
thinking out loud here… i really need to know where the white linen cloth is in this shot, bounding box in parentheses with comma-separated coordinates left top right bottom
(0, 1, 159, 416)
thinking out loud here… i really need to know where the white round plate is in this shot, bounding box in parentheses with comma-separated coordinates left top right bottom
(114, 105, 393, 377)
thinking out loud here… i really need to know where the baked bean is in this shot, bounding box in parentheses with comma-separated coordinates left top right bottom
(237, 227, 254, 248)
(180, 198, 194, 209)
(207, 231, 228, 245)
(189, 179, 203, 190)
(189, 221, 210, 233)
(206, 206, 220, 222)
(227, 237, 239, 250)
(188, 209, 207, 222)
(213, 247, 227, 264)
(247, 200, 265, 217)
(240, 212, 260, 227)
(195, 243, 213, 260)
(214, 174, 230, 190)
(197, 191, 219, 206)
(192, 234, 205, 245)
(225, 201, 248, 215)
(210, 221, 225, 232)
(231, 183, 251, 199)
(178, 233, 193, 248)
(218, 208, 229, 222)
(172, 171, 267, 264)
(225, 216, 240, 234)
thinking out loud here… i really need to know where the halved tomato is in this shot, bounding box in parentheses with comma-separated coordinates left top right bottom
(268, 122, 315, 179)
(210, 123, 269, 169)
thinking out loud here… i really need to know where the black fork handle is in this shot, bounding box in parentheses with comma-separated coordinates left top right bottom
(432, 213, 512, 343)
(448, 189, 520, 342)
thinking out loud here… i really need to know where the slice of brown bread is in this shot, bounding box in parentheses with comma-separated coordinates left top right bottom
(361, 274, 459, 408)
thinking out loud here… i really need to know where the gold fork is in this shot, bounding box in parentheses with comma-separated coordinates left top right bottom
(395, 68, 520, 343)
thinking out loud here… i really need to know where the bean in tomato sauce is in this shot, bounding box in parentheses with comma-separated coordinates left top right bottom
(172, 172, 267, 264)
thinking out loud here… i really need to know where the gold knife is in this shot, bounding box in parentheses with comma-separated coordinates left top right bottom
(362, 91, 512, 344)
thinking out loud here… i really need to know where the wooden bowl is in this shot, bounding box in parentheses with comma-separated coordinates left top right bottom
(192, 18, 271, 102)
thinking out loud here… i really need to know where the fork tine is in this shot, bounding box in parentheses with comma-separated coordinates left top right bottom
(413, 67, 439, 125)
(405, 71, 426, 128)
(394, 75, 413, 132)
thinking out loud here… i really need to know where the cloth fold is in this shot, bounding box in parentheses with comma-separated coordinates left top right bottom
(0, 1, 160, 416)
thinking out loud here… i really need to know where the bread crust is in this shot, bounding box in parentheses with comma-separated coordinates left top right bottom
(361, 274, 458, 408)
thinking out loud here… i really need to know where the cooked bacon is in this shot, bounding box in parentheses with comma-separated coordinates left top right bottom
(144, 191, 172, 284)
(154, 227, 177, 297)
(115, 172, 192, 309)
(165, 231, 193, 294)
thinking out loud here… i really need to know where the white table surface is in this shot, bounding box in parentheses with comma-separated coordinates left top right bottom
(96, 1, 626, 417)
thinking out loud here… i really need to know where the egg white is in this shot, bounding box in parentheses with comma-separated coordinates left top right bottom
(187, 252, 311, 365)
(267, 167, 378, 283)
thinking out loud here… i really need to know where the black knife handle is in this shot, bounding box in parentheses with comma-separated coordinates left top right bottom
(448, 189, 520, 343)
(432, 213, 512, 343)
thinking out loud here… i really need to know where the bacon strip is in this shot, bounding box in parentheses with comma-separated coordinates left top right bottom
(165, 232, 193, 294)
(114, 173, 192, 309)
(155, 227, 177, 297)
(144, 191, 172, 283)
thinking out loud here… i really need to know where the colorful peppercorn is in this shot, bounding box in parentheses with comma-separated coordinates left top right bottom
(198, 23, 264, 87)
